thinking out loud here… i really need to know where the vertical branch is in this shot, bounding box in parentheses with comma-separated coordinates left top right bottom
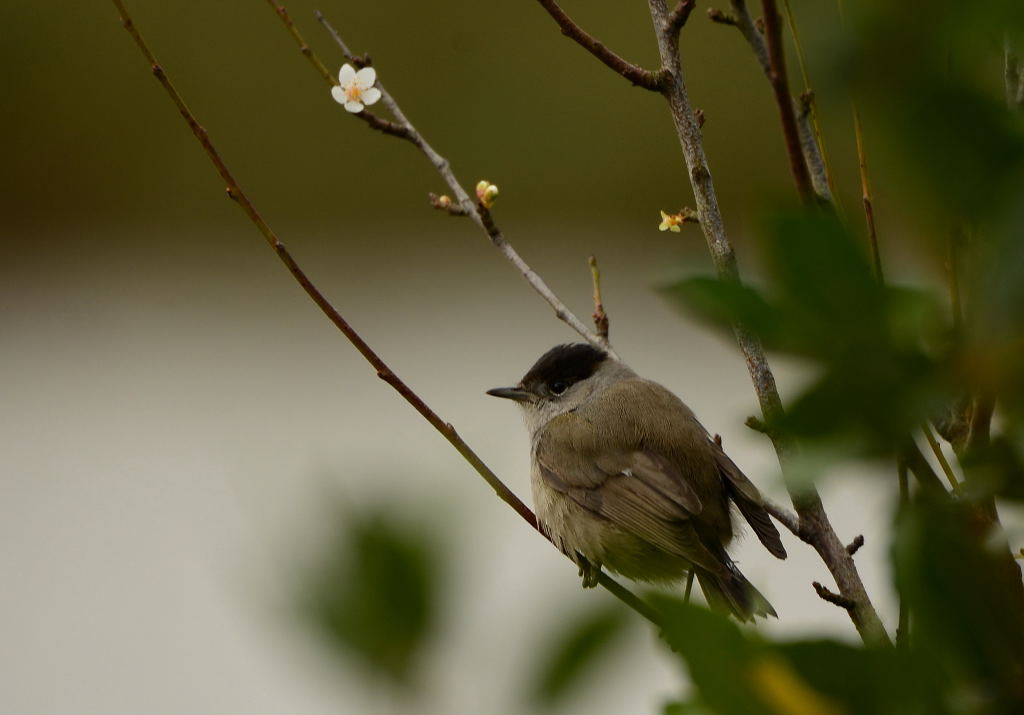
(760, 0, 815, 203)
(714, 1, 830, 204)
(645, 0, 890, 646)
(782, 0, 838, 202)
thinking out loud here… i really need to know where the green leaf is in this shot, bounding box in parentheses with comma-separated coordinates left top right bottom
(668, 208, 953, 453)
(296, 507, 441, 687)
(893, 498, 1024, 710)
(527, 603, 630, 708)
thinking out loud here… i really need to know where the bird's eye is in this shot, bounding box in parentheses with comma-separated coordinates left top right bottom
(550, 381, 569, 395)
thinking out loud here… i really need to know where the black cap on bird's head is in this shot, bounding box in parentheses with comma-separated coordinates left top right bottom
(487, 344, 609, 403)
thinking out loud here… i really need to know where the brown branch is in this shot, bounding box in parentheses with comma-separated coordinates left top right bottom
(846, 534, 864, 556)
(667, 0, 698, 34)
(797, 92, 833, 204)
(429, 192, 468, 216)
(535, 0, 665, 91)
(813, 581, 855, 610)
(640, 0, 889, 645)
(588, 256, 610, 339)
(712, 3, 830, 204)
(708, 8, 739, 29)
(265, 0, 333, 84)
(111, 0, 654, 627)
(760, 0, 814, 203)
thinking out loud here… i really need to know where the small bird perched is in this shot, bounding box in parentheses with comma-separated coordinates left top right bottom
(488, 344, 787, 621)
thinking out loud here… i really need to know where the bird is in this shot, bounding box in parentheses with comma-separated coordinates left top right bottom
(487, 343, 787, 621)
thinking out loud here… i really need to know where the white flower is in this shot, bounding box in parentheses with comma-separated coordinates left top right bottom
(331, 64, 381, 113)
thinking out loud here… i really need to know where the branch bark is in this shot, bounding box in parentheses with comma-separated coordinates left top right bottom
(759, 0, 814, 203)
(535, 0, 665, 90)
(713, 1, 832, 203)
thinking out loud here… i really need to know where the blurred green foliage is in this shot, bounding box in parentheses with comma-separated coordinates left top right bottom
(670, 208, 951, 453)
(659, 1, 1024, 712)
(296, 506, 441, 688)
(526, 603, 631, 710)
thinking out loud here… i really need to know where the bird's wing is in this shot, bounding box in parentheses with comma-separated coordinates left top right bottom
(535, 411, 725, 574)
(711, 441, 788, 559)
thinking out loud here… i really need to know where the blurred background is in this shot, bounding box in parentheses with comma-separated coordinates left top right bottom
(3, 1, 1019, 713)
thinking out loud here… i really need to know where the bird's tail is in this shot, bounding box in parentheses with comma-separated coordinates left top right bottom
(694, 563, 777, 622)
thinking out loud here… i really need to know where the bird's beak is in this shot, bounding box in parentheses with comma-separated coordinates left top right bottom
(486, 386, 535, 403)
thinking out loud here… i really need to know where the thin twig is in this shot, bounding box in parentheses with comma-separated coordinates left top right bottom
(896, 456, 910, 648)
(922, 422, 960, 492)
(763, 499, 803, 540)
(588, 256, 609, 339)
(813, 581, 855, 610)
(534, 0, 665, 91)
(713, 2, 830, 204)
(797, 91, 834, 205)
(719, 2, 768, 73)
(429, 192, 469, 216)
(901, 441, 947, 494)
(760, 0, 814, 203)
(668, 0, 698, 34)
(853, 106, 883, 280)
(778, 0, 835, 200)
(111, 0, 652, 626)
(287, 7, 616, 356)
(846, 534, 864, 556)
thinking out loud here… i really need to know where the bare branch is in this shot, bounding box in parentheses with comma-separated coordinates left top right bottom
(535, 0, 665, 91)
(813, 581, 855, 610)
(714, 2, 833, 204)
(429, 192, 468, 216)
(763, 499, 802, 539)
(707, 8, 739, 29)
(760, 0, 814, 203)
(721, 1, 769, 74)
(275, 8, 616, 356)
(846, 534, 865, 556)
(643, 0, 889, 645)
(111, 0, 653, 626)
(588, 256, 610, 340)
(667, 0, 698, 34)
(797, 92, 833, 204)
